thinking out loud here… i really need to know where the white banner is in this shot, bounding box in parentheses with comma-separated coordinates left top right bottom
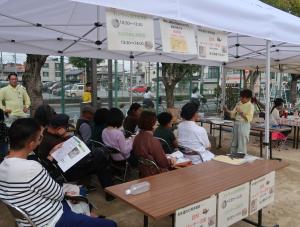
(249, 171, 275, 215)
(160, 19, 197, 55)
(106, 9, 155, 52)
(175, 195, 216, 227)
(197, 28, 228, 62)
(217, 182, 250, 227)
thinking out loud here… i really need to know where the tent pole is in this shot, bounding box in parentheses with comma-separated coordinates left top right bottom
(91, 58, 97, 108)
(60, 56, 65, 114)
(221, 64, 226, 117)
(265, 40, 271, 159)
(129, 58, 133, 104)
(156, 62, 159, 115)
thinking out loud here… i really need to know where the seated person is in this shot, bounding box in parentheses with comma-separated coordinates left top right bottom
(177, 103, 214, 164)
(37, 114, 113, 200)
(133, 111, 176, 177)
(154, 112, 178, 153)
(271, 98, 285, 125)
(75, 105, 95, 147)
(270, 98, 290, 140)
(91, 108, 109, 145)
(33, 104, 56, 128)
(102, 108, 137, 166)
(0, 118, 117, 227)
(123, 103, 142, 136)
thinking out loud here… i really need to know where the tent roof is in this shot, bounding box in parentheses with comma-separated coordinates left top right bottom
(0, 0, 300, 72)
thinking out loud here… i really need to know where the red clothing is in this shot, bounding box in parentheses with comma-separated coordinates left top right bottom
(133, 130, 172, 177)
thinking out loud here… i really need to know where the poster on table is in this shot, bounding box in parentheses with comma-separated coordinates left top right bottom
(175, 195, 216, 227)
(160, 19, 198, 55)
(217, 182, 250, 227)
(106, 8, 155, 52)
(249, 171, 275, 215)
(197, 27, 228, 62)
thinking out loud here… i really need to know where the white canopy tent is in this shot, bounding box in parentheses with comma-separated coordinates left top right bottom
(1, 0, 300, 158)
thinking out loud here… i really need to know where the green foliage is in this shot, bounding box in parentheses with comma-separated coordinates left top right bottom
(69, 57, 103, 69)
(262, 0, 300, 16)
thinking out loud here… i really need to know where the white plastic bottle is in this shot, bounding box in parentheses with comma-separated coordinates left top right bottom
(125, 181, 150, 195)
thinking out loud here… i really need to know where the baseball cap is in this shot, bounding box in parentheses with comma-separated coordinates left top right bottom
(49, 114, 72, 128)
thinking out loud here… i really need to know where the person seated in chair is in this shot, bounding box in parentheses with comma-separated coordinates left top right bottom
(154, 112, 178, 154)
(123, 103, 142, 136)
(0, 118, 117, 227)
(37, 114, 114, 200)
(178, 103, 214, 164)
(75, 105, 95, 148)
(133, 111, 176, 177)
(92, 108, 109, 145)
(102, 108, 137, 167)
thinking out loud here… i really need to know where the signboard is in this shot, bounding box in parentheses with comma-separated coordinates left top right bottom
(106, 9, 155, 52)
(197, 28, 228, 62)
(160, 19, 197, 55)
(175, 195, 216, 227)
(249, 171, 275, 215)
(217, 183, 250, 227)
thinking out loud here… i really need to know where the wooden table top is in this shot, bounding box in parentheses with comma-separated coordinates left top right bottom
(105, 159, 288, 219)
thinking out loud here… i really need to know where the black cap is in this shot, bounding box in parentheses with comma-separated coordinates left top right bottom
(49, 114, 71, 128)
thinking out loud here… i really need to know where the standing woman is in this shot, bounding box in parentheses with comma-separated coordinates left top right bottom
(143, 87, 154, 109)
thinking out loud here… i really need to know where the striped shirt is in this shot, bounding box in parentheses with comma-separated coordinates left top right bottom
(0, 158, 63, 227)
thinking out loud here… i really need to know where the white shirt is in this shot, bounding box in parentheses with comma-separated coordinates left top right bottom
(191, 92, 202, 99)
(178, 121, 214, 163)
(143, 91, 153, 99)
(0, 158, 63, 227)
(271, 108, 280, 125)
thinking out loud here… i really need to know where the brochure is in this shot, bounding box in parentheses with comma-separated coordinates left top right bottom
(51, 136, 91, 172)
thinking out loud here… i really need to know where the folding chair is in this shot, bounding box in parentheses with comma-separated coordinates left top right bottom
(154, 137, 173, 154)
(1, 200, 36, 227)
(90, 139, 130, 182)
(138, 157, 161, 176)
(271, 131, 288, 151)
(178, 145, 204, 162)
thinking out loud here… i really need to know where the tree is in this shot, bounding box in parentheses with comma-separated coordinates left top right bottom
(262, 0, 300, 104)
(242, 70, 259, 91)
(290, 74, 300, 104)
(161, 63, 199, 108)
(23, 54, 48, 116)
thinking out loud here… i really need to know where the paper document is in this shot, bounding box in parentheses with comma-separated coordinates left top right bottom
(213, 155, 247, 165)
(51, 136, 91, 172)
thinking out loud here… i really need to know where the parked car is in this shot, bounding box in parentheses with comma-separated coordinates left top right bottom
(42, 81, 56, 92)
(65, 83, 85, 97)
(52, 84, 73, 96)
(128, 85, 147, 93)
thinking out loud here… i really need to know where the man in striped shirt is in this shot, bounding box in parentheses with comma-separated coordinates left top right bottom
(0, 118, 117, 227)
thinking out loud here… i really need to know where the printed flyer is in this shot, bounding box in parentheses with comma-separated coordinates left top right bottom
(106, 8, 155, 52)
(175, 195, 216, 227)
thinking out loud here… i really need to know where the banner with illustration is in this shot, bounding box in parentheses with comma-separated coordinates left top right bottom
(175, 195, 216, 227)
(217, 182, 250, 227)
(197, 27, 228, 62)
(160, 19, 197, 55)
(249, 171, 275, 215)
(106, 9, 155, 52)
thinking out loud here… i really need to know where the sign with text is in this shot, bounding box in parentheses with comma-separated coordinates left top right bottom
(217, 182, 250, 227)
(106, 9, 155, 52)
(197, 28, 228, 62)
(249, 171, 275, 215)
(160, 19, 197, 55)
(175, 195, 216, 227)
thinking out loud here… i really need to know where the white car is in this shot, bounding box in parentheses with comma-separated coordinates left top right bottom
(65, 83, 84, 97)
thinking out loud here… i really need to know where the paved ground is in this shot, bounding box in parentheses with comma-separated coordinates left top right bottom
(1, 125, 299, 227)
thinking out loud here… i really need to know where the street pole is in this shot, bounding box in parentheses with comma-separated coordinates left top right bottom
(114, 60, 118, 107)
(200, 66, 204, 96)
(60, 56, 65, 114)
(108, 59, 113, 109)
(91, 58, 97, 108)
(129, 58, 133, 104)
